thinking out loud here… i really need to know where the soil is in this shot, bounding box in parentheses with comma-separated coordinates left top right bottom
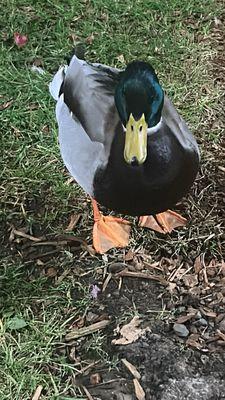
(78, 278, 225, 400)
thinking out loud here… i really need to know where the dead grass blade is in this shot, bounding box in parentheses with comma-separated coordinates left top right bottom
(81, 385, 94, 400)
(31, 385, 43, 400)
(102, 273, 112, 292)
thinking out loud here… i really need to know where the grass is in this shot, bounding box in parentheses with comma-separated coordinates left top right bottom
(0, 0, 224, 399)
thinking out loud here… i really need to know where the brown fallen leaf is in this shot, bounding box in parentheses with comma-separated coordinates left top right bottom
(176, 313, 196, 324)
(186, 333, 205, 350)
(200, 307, 217, 318)
(46, 267, 57, 278)
(90, 373, 102, 385)
(121, 358, 141, 380)
(186, 337, 203, 350)
(133, 378, 145, 400)
(183, 273, 198, 288)
(31, 385, 43, 400)
(112, 316, 150, 345)
(124, 249, 135, 261)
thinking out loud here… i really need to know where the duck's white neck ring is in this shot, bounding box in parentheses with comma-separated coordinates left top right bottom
(122, 118, 162, 134)
(147, 118, 162, 134)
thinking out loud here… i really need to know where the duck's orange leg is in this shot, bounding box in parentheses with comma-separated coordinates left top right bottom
(91, 199, 131, 254)
(139, 210, 187, 234)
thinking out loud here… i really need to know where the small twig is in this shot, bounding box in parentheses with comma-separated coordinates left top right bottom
(88, 378, 126, 388)
(79, 360, 100, 375)
(177, 265, 193, 281)
(102, 273, 112, 292)
(118, 276, 123, 290)
(168, 263, 183, 282)
(202, 253, 209, 287)
(116, 269, 168, 285)
(81, 385, 94, 400)
(32, 240, 69, 247)
(218, 166, 225, 172)
(65, 320, 110, 341)
(12, 228, 43, 242)
(31, 385, 43, 400)
(26, 250, 61, 260)
(143, 261, 163, 272)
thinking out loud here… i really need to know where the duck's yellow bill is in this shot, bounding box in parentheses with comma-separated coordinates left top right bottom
(124, 113, 148, 165)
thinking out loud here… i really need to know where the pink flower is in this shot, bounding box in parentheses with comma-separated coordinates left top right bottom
(90, 284, 101, 299)
(14, 32, 28, 48)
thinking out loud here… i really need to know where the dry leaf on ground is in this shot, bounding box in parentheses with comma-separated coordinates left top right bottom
(133, 378, 146, 400)
(112, 316, 150, 345)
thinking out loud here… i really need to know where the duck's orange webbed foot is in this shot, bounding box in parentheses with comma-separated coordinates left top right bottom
(139, 210, 187, 234)
(91, 199, 131, 254)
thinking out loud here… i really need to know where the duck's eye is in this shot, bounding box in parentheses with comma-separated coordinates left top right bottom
(131, 125, 134, 131)
(139, 125, 143, 132)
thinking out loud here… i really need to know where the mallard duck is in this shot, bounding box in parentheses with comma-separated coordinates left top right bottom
(50, 55, 200, 253)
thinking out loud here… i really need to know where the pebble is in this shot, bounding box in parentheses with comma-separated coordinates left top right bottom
(194, 318, 208, 327)
(173, 323, 189, 338)
(108, 262, 125, 273)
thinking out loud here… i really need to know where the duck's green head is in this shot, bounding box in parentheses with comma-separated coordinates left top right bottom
(115, 61, 164, 166)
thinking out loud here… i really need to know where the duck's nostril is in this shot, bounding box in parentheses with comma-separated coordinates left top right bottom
(130, 156, 139, 166)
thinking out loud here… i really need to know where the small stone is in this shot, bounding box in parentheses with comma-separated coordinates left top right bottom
(194, 318, 208, 327)
(218, 318, 225, 333)
(195, 311, 202, 320)
(108, 262, 125, 273)
(173, 323, 189, 338)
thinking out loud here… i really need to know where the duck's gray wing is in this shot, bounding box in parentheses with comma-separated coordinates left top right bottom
(49, 56, 122, 196)
(62, 55, 122, 144)
(162, 95, 200, 159)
